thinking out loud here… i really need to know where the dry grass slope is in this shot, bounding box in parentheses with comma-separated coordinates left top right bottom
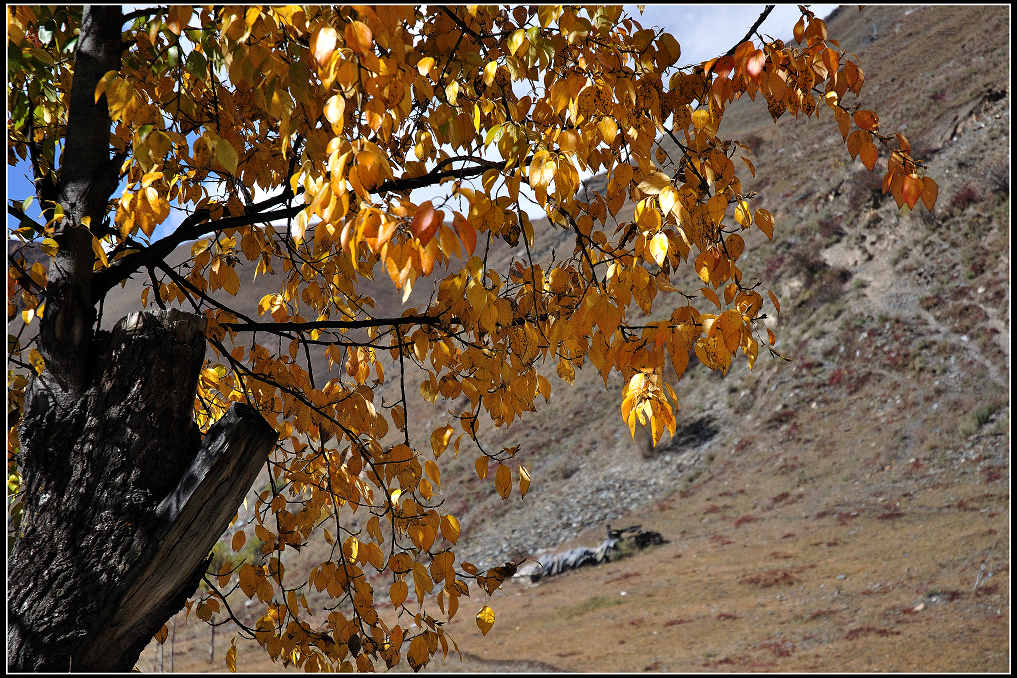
(107, 5, 1011, 672)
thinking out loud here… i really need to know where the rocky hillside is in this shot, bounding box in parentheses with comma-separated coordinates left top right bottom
(12, 4, 1006, 672)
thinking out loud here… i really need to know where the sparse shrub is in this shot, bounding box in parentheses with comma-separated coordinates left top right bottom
(973, 401, 1003, 428)
(987, 162, 1009, 197)
(741, 133, 765, 155)
(817, 214, 845, 243)
(847, 168, 886, 208)
(950, 184, 979, 211)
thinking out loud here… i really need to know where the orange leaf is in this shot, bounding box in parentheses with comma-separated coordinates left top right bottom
(859, 142, 878, 171)
(344, 20, 372, 55)
(412, 202, 441, 245)
(768, 290, 781, 313)
(834, 106, 850, 140)
(901, 174, 922, 210)
(700, 287, 721, 310)
(793, 16, 806, 43)
(853, 109, 879, 132)
(920, 177, 939, 210)
(453, 213, 477, 256)
(754, 208, 774, 240)
(846, 130, 865, 159)
(390, 579, 408, 608)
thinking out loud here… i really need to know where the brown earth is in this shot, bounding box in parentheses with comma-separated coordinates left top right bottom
(102, 4, 1011, 673)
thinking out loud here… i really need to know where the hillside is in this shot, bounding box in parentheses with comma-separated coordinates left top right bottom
(10, 4, 1007, 673)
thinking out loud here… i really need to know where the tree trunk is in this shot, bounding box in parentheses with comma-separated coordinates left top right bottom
(7, 7, 278, 671)
(7, 310, 277, 671)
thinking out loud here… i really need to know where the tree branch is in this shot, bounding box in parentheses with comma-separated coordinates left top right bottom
(121, 6, 167, 24)
(724, 5, 775, 57)
(91, 197, 301, 304)
(373, 158, 506, 194)
(222, 314, 445, 334)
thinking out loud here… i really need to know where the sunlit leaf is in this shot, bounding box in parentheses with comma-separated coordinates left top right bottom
(476, 605, 495, 635)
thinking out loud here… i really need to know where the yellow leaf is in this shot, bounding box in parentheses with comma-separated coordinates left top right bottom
(91, 235, 108, 268)
(475, 455, 488, 480)
(598, 116, 618, 145)
(344, 20, 372, 55)
(166, 5, 191, 36)
(154, 624, 169, 644)
(518, 465, 531, 498)
(407, 635, 429, 671)
(343, 536, 359, 563)
(430, 425, 454, 457)
(226, 641, 237, 672)
(445, 80, 460, 106)
(417, 56, 435, 77)
(312, 25, 337, 66)
(658, 185, 678, 216)
(390, 579, 408, 608)
(40, 238, 58, 256)
(232, 530, 246, 551)
(483, 60, 498, 87)
(537, 374, 550, 401)
(648, 232, 668, 267)
(636, 171, 671, 196)
(733, 200, 752, 227)
(424, 459, 441, 487)
(507, 28, 525, 56)
(324, 94, 345, 126)
(768, 289, 781, 313)
(413, 563, 433, 605)
(754, 208, 774, 239)
(700, 286, 721, 309)
(476, 605, 495, 636)
(440, 514, 460, 544)
(494, 464, 511, 499)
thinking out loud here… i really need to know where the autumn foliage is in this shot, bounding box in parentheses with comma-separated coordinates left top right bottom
(6, 5, 936, 672)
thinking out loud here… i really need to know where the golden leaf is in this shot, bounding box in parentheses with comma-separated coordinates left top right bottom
(390, 579, 408, 608)
(312, 25, 337, 66)
(494, 464, 511, 499)
(476, 605, 495, 636)
(754, 208, 774, 239)
(441, 514, 460, 544)
(518, 465, 531, 498)
(648, 232, 668, 267)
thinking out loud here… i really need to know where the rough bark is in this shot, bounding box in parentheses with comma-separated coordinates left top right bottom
(39, 5, 123, 396)
(7, 310, 277, 672)
(7, 6, 280, 672)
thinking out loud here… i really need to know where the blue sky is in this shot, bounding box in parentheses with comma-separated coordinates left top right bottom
(7, 5, 835, 240)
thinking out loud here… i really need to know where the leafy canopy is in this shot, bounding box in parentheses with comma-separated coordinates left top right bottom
(6, 4, 936, 672)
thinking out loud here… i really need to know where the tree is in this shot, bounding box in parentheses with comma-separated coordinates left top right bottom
(6, 5, 937, 672)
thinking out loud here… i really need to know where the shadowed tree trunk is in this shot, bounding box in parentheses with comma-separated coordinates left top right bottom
(6, 6, 278, 672)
